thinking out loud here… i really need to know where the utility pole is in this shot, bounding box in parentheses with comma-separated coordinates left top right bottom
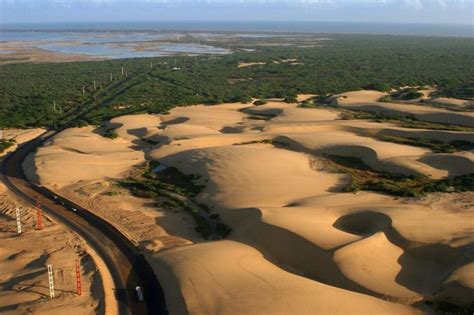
(53, 101, 56, 112)
(16, 207, 22, 235)
(121, 66, 124, 76)
(36, 202, 43, 230)
(110, 73, 113, 82)
(82, 85, 85, 95)
(150, 61, 153, 69)
(93, 80, 96, 91)
(75, 260, 82, 296)
(47, 264, 55, 298)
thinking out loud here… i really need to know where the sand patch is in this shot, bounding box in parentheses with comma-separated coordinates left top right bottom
(237, 62, 266, 68)
(0, 183, 103, 314)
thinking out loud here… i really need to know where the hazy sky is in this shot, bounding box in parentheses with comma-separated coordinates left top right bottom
(0, 0, 473, 25)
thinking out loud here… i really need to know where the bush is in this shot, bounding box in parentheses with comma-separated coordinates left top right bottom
(390, 88, 423, 100)
(238, 95, 253, 103)
(253, 99, 268, 106)
(364, 83, 391, 92)
(284, 94, 298, 103)
(340, 112, 355, 120)
(0, 138, 16, 153)
(103, 128, 119, 139)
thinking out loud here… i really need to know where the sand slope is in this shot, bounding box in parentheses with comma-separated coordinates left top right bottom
(152, 241, 417, 315)
(23, 126, 144, 188)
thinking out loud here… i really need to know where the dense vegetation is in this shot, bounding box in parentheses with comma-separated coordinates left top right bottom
(103, 128, 119, 139)
(340, 109, 474, 131)
(380, 87, 424, 101)
(1, 34, 474, 128)
(327, 155, 474, 197)
(0, 138, 15, 153)
(117, 161, 231, 239)
(434, 82, 474, 100)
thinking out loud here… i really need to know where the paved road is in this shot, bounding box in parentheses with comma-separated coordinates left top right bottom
(1, 131, 168, 315)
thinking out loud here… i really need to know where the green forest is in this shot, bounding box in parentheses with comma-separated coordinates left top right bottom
(1, 34, 473, 128)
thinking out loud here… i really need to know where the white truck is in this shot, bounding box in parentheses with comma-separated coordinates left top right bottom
(135, 286, 144, 302)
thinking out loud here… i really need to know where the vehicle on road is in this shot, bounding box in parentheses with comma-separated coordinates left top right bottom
(136, 286, 144, 302)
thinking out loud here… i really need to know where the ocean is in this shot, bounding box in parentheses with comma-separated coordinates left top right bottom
(1, 21, 472, 38)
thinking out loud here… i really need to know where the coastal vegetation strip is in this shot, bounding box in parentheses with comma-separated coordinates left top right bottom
(1, 35, 473, 129)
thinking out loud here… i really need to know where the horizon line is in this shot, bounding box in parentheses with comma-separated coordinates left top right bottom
(1, 20, 473, 27)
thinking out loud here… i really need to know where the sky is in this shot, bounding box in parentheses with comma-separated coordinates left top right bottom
(0, 0, 473, 25)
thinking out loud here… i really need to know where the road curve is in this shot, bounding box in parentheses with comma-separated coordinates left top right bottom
(1, 131, 168, 315)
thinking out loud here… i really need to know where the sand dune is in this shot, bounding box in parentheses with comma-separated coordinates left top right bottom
(334, 90, 474, 127)
(108, 114, 163, 141)
(152, 241, 417, 315)
(26, 96, 474, 314)
(156, 144, 342, 208)
(23, 126, 144, 188)
(243, 101, 339, 122)
(334, 232, 419, 299)
(431, 97, 471, 107)
(0, 128, 46, 156)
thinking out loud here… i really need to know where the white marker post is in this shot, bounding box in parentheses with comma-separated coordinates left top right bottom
(16, 207, 22, 235)
(47, 264, 55, 298)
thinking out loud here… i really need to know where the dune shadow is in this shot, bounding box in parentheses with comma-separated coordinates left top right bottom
(160, 117, 189, 127)
(92, 122, 122, 136)
(333, 211, 474, 298)
(332, 211, 407, 248)
(396, 242, 474, 296)
(229, 207, 383, 298)
(0, 302, 29, 313)
(6, 250, 27, 260)
(127, 127, 149, 138)
(1, 269, 45, 291)
(220, 126, 246, 134)
(418, 155, 474, 177)
(24, 252, 49, 269)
